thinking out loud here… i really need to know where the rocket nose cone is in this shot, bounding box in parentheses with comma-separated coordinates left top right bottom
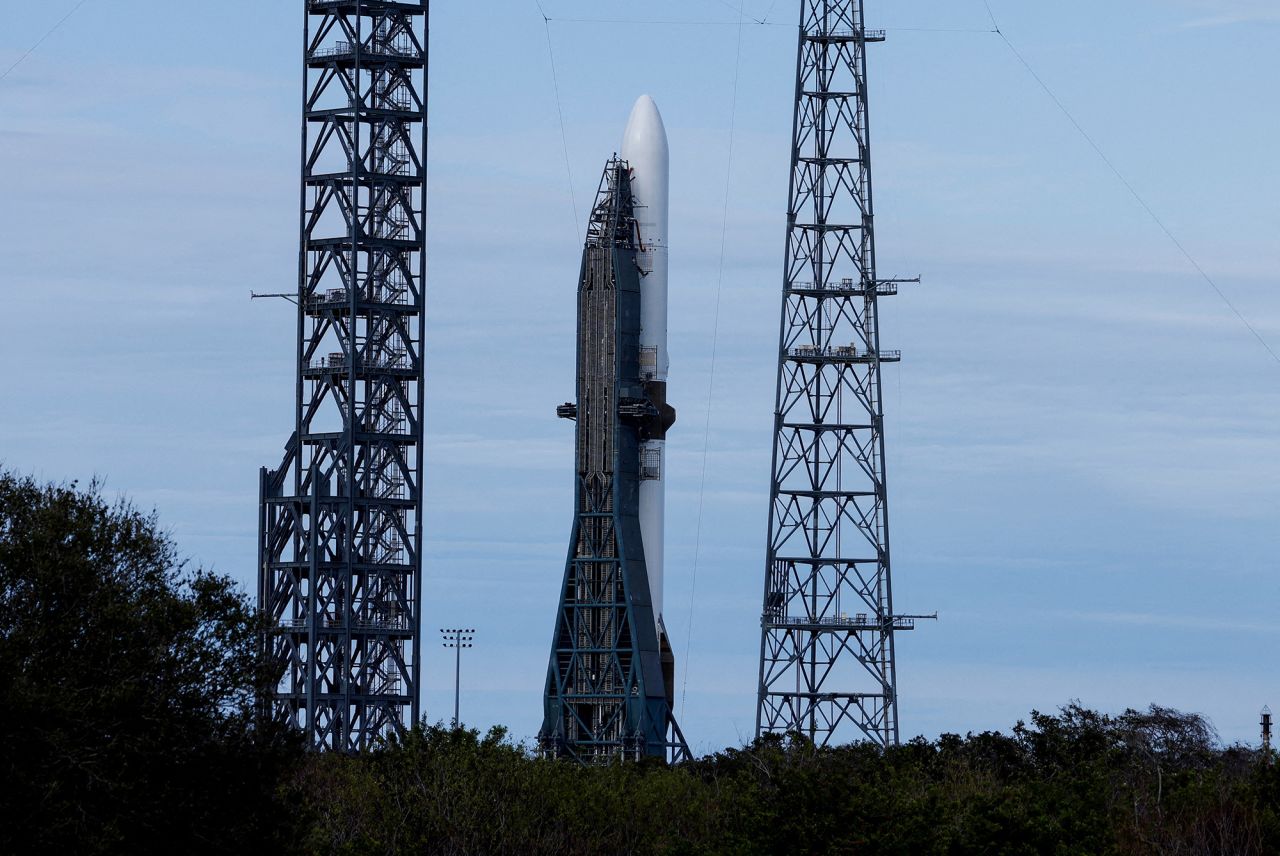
(631, 94, 659, 118)
(622, 95, 669, 157)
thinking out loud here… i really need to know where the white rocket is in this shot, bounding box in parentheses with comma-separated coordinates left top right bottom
(620, 95, 673, 650)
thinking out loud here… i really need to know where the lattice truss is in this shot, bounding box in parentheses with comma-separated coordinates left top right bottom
(259, 0, 428, 753)
(541, 163, 689, 765)
(756, 0, 914, 748)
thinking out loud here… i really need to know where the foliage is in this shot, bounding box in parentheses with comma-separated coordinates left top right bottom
(285, 707, 1280, 856)
(2, 471, 1278, 854)
(0, 472, 299, 854)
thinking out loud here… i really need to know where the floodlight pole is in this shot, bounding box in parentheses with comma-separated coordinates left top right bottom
(1263, 706, 1273, 765)
(441, 628, 475, 727)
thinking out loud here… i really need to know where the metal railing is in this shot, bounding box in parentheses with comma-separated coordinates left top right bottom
(789, 278, 898, 296)
(311, 41, 354, 58)
(787, 345, 901, 362)
(308, 289, 413, 308)
(310, 39, 419, 60)
(770, 613, 916, 631)
(809, 28, 886, 41)
(308, 353, 411, 372)
(280, 616, 411, 631)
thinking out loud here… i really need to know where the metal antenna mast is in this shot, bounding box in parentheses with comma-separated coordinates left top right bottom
(259, 0, 429, 752)
(756, 0, 921, 747)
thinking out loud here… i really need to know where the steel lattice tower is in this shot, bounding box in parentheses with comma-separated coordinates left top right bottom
(540, 161, 690, 764)
(259, 0, 428, 752)
(756, 0, 919, 747)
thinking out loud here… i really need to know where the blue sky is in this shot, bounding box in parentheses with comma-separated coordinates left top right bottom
(1, 0, 1277, 752)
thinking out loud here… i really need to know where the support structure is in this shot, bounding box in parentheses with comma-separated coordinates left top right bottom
(1263, 707, 1273, 766)
(441, 628, 475, 728)
(259, 0, 428, 752)
(541, 160, 690, 764)
(756, 0, 917, 747)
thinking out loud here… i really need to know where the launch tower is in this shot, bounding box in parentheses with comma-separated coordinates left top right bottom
(258, 0, 428, 752)
(541, 159, 689, 764)
(755, 0, 918, 747)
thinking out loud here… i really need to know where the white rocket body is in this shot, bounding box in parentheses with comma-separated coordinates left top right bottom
(621, 96, 670, 639)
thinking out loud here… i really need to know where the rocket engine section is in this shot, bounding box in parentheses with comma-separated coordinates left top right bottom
(540, 143, 689, 764)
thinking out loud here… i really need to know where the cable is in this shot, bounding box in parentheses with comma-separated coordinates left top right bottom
(681, 0, 747, 723)
(545, 17, 774, 26)
(887, 26, 997, 33)
(980, 0, 1001, 31)
(535, 2, 580, 239)
(544, 16, 994, 32)
(0, 0, 92, 83)
(710, 0, 765, 25)
(982, 0, 1280, 368)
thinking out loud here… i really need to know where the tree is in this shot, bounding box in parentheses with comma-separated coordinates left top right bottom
(0, 472, 299, 853)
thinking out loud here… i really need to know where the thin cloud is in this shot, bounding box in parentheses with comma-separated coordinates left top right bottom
(1061, 610, 1280, 635)
(1182, 14, 1280, 27)
(1178, 0, 1280, 28)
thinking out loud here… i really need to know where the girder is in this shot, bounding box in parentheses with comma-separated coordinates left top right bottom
(540, 162, 690, 764)
(756, 0, 909, 748)
(259, 0, 428, 753)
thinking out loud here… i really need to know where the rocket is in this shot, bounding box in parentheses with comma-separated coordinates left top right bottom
(541, 96, 687, 760)
(621, 95, 676, 679)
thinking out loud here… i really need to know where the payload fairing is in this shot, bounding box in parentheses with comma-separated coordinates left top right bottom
(622, 95, 676, 662)
(540, 97, 688, 763)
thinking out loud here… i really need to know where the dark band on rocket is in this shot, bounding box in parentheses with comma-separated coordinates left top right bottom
(640, 380, 676, 442)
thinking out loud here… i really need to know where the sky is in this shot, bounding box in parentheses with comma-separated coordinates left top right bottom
(1, 0, 1277, 752)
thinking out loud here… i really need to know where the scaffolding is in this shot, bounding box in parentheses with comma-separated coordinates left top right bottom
(258, 0, 428, 752)
(756, 0, 918, 747)
(540, 160, 690, 764)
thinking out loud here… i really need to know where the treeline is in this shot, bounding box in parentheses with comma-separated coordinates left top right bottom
(290, 710, 1280, 855)
(2, 472, 1277, 854)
